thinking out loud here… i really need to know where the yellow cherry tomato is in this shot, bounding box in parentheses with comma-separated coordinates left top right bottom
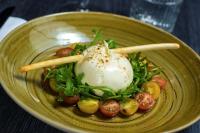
(143, 81, 161, 99)
(78, 99, 99, 114)
(120, 99, 139, 116)
(49, 78, 57, 92)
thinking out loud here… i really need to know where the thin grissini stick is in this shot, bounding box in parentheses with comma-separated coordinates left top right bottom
(20, 43, 180, 72)
(111, 43, 180, 54)
(20, 55, 84, 72)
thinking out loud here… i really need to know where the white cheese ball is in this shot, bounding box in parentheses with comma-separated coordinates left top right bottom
(75, 43, 133, 91)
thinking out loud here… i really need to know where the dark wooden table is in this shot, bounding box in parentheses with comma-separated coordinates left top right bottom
(0, 0, 199, 132)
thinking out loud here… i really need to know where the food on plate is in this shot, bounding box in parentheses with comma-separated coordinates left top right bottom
(99, 100, 120, 117)
(135, 92, 155, 110)
(55, 47, 74, 57)
(143, 81, 160, 99)
(120, 99, 139, 116)
(49, 78, 57, 92)
(151, 76, 167, 89)
(64, 96, 80, 105)
(75, 43, 133, 91)
(77, 98, 99, 114)
(43, 30, 167, 118)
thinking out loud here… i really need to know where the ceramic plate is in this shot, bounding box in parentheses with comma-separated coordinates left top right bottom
(0, 12, 200, 133)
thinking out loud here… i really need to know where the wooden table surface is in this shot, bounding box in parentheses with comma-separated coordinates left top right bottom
(0, 0, 199, 132)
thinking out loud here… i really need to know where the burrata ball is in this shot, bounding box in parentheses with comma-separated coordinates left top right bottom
(75, 43, 133, 91)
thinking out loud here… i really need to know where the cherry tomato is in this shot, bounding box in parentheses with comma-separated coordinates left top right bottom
(120, 99, 139, 116)
(78, 99, 99, 114)
(99, 100, 120, 117)
(152, 76, 167, 89)
(56, 47, 73, 57)
(64, 96, 80, 105)
(135, 92, 155, 111)
(49, 78, 57, 92)
(143, 81, 160, 99)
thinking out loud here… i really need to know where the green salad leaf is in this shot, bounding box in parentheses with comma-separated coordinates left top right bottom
(105, 39, 117, 49)
(90, 29, 103, 46)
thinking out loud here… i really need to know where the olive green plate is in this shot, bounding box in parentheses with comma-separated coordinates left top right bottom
(0, 12, 200, 133)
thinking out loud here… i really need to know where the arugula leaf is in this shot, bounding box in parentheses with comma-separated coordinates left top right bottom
(90, 29, 103, 46)
(70, 44, 88, 56)
(90, 86, 116, 99)
(105, 39, 118, 49)
(75, 73, 84, 85)
(64, 77, 74, 96)
(78, 84, 101, 99)
(44, 68, 55, 80)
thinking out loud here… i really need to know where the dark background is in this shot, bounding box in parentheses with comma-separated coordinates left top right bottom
(0, 0, 199, 132)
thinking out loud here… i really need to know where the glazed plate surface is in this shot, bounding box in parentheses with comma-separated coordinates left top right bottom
(0, 12, 200, 133)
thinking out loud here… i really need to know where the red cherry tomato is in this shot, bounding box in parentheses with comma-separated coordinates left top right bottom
(99, 100, 120, 117)
(64, 96, 80, 105)
(56, 47, 73, 57)
(135, 92, 155, 111)
(152, 76, 167, 89)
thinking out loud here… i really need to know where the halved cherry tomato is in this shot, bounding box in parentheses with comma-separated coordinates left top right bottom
(143, 81, 160, 99)
(64, 96, 80, 105)
(152, 76, 167, 89)
(56, 47, 73, 57)
(135, 92, 155, 111)
(99, 100, 120, 117)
